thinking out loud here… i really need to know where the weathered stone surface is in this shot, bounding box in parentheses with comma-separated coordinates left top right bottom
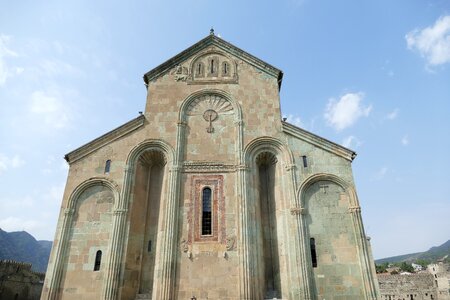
(41, 33, 379, 300)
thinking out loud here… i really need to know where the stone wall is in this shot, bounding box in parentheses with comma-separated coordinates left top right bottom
(378, 274, 437, 300)
(0, 260, 45, 300)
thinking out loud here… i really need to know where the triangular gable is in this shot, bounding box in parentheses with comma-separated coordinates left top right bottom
(282, 121, 356, 162)
(64, 115, 145, 164)
(143, 33, 284, 89)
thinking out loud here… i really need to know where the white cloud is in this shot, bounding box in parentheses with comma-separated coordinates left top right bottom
(0, 153, 25, 174)
(341, 135, 361, 149)
(0, 34, 21, 86)
(406, 15, 450, 66)
(283, 114, 303, 127)
(324, 92, 372, 130)
(38, 59, 82, 78)
(373, 166, 389, 180)
(386, 109, 399, 120)
(29, 89, 70, 129)
(0, 217, 41, 233)
(401, 135, 410, 146)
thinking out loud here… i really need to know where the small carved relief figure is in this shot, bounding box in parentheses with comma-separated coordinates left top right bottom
(226, 235, 236, 251)
(172, 65, 188, 81)
(180, 238, 189, 253)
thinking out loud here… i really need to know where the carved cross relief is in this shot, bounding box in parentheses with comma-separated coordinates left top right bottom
(185, 94, 234, 134)
(203, 109, 218, 133)
(319, 185, 329, 194)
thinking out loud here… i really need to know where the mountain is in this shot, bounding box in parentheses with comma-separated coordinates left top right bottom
(0, 228, 52, 273)
(376, 239, 450, 264)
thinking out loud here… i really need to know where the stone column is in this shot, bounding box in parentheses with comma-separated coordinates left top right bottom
(102, 166, 134, 300)
(285, 164, 313, 300)
(349, 206, 379, 300)
(237, 164, 255, 299)
(43, 208, 74, 300)
(152, 122, 184, 299)
(290, 207, 314, 300)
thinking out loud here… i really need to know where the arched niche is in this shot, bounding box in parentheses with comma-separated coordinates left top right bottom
(179, 90, 242, 162)
(299, 174, 364, 299)
(188, 50, 238, 83)
(122, 139, 174, 298)
(243, 137, 294, 299)
(59, 178, 118, 298)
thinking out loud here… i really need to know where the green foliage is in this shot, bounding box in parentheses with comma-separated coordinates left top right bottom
(375, 262, 389, 273)
(400, 262, 414, 273)
(415, 259, 431, 268)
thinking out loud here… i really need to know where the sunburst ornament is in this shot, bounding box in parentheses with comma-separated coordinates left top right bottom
(186, 94, 233, 116)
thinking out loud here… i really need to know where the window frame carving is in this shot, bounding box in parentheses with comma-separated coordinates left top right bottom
(188, 175, 226, 243)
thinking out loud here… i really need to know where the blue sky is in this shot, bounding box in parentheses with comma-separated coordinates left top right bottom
(0, 0, 449, 259)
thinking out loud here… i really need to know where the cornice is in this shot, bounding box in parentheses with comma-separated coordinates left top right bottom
(65, 115, 145, 164)
(143, 34, 283, 90)
(182, 161, 236, 173)
(282, 121, 356, 162)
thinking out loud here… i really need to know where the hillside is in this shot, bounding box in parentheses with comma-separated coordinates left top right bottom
(0, 228, 52, 273)
(376, 239, 450, 264)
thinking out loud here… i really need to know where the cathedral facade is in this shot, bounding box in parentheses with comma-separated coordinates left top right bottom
(41, 32, 380, 300)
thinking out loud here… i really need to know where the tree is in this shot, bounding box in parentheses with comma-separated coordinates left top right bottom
(415, 259, 431, 269)
(375, 262, 389, 273)
(400, 262, 414, 273)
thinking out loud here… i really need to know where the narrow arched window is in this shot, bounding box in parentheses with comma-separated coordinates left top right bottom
(210, 59, 215, 74)
(196, 62, 204, 77)
(223, 62, 228, 75)
(104, 160, 111, 174)
(310, 238, 317, 268)
(94, 250, 102, 271)
(202, 187, 212, 235)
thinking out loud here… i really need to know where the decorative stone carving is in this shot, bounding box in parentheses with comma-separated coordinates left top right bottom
(186, 94, 233, 116)
(290, 207, 306, 215)
(348, 206, 361, 213)
(256, 152, 277, 166)
(171, 65, 188, 81)
(203, 109, 218, 133)
(183, 161, 236, 173)
(319, 185, 329, 194)
(226, 235, 236, 251)
(187, 49, 238, 84)
(180, 238, 189, 253)
(284, 163, 296, 171)
(113, 208, 128, 215)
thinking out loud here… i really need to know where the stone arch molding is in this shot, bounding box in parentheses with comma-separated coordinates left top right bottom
(188, 49, 238, 81)
(126, 138, 175, 167)
(297, 173, 360, 209)
(67, 177, 120, 211)
(178, 89, 243, 124)
(244, 136, 295, 166)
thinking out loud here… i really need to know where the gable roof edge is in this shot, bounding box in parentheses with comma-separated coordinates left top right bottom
(65, 115, 145, 164)
(143, 35, 283, 89)
(282, 121, 356, 162)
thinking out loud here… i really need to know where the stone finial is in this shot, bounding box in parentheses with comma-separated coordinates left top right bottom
(210, 27, 214, 35)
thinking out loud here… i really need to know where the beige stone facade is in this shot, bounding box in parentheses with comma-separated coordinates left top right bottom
(41, 33, 380, 299)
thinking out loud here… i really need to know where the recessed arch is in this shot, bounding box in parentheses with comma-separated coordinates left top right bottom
(297, 173, 359, 208)
(188, 50, 237, 79)
(126, 139, 175, 168)
(244, 136, 294, 166)
(67, 177, 120, 211)
(178, 89, 242, 124)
